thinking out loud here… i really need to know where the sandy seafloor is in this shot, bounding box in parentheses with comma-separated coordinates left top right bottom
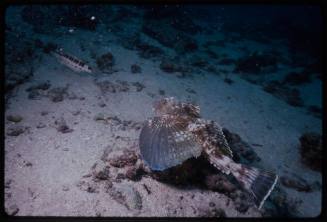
(4, 6, 322, 217)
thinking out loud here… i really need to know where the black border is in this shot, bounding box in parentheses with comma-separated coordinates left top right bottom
(1, 0, 326, 221)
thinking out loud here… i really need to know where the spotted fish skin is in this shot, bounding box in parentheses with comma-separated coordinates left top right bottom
(52, 49, 92, 73)
(139, 97, 278, 209)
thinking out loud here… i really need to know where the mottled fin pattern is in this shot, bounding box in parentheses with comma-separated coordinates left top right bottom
(188, 119, 233, 159)
(139, 115, 202, 171)
(230, 163, 278, 209)
(206, 120, 233, 158)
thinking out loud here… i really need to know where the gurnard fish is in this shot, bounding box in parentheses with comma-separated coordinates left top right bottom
(139, 97, 278, 209)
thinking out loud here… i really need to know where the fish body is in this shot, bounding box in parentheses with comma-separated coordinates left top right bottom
(139, 97, 278, 209)
(51, 49, 92, 73)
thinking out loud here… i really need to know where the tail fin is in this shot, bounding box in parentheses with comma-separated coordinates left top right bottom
(230, 164, 278, 209)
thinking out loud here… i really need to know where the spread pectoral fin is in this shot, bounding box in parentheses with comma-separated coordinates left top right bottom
(139, 116, 202, 171)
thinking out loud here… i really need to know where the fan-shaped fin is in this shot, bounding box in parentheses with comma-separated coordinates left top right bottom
(139, 116, 203, 171)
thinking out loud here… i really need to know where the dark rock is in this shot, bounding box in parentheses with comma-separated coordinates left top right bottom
(299, 132, 322, 171)
(158, 89, 165, 95)
(94, 113, 105, 121)
(224, 78, 234, 85)
(185, 88, 196, 94)
(41, 111, 49, 116)
(160, 60, 183, 73)
(218, 58, 235, 65)
(131, 64, 142, 73)
(307, 105, 322, 119)
(126, 166, 145, 181)
(55, 117, 73, 133)
(6, 115, 23, 123)
(62, 185, 70, 191)
(95, 80, 117, 93)
(28, 90, 41, 100)
(199, 208, 226, 217)
(108, 149, 138, 168)
(151, 156, 209, 186)
(98, 102, 106, 107)
(120, 34, 164, 59)
(115, 80, 130, 92)
(205, 174, 237, 194)
(94, 166, 110, 180)
(132, 82, 145, 92)
(42, 42, 58, 54)
(96, 52, 115, 73)
(95, 80, 130, 94)
(6, 126, 25, 136)
(234, 51, 278, 74)
(26, 81, 51, 92)
(282, 71, 311, 85)
(189, 56, 208, 67)
(47, 86, 69, 102)
(263, 81, 304, 107)
(137, 43, 164, 59)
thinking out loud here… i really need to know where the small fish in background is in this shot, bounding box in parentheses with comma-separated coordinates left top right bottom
(51, 48, 93, 73)
(139, 97, 278, 209)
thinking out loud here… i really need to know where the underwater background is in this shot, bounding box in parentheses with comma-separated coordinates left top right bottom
(4, 5, 322, 217)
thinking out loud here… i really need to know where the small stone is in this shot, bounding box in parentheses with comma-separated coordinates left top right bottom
(131, 64, 142, 73)
(108, 149, 138, 168)
(132, 82, 145, 92)
(209, 202, 216, 207)
(87, 186, 97, 193)
(24, 161, 33, 167)
(63, 148, 69, 151)
(98, 102, 106, 107)
(94, 113, 105, 121)
(41, 111, 49, 116)
(6, 204, 19, 216)
(72, 110, 80, 116)
(224, 78, 234, 84)
(5, 179, 12, 189)
(158, 89, 165, 95)
(6, 126, 25, 136)
(185, 88, 196, 94)
(95, 167, 110, 180)
(36, 122, 46, 128)
(6, 115, 23, 123)
(55, 117, 73, 133)
(113, 184, 143, 210)
(62, 185, 70, 191)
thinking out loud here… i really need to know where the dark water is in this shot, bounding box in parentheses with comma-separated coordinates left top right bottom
(5, 4, 323, 217)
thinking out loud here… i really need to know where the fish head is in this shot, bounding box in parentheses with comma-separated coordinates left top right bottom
(85, 66, 93, 73)
(153, 97, 178, 116)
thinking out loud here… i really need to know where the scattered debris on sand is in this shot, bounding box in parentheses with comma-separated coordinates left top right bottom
(96, 52, 115, 74)
(54, 117, 74, 133)
(6, 126, 26, 137)
(131, 64, 142, 73)
(6, 114, 23, 123)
